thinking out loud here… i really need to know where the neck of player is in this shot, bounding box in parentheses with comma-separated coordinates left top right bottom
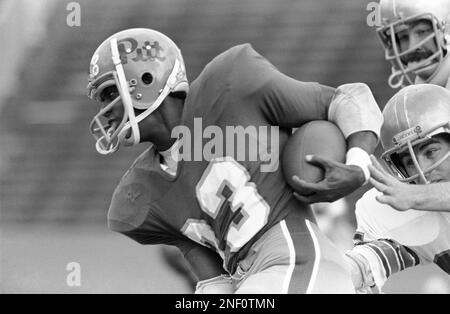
(138, 95, 185, 152)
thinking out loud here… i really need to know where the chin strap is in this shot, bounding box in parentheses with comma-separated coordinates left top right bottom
(118, 58, 181, 147)
(428, 50, 450, 88)
(388, 69, 405, 89)
(388, 50, 443, 89)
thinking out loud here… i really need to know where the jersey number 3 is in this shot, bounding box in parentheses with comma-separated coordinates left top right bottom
(182, 157, 270, 256)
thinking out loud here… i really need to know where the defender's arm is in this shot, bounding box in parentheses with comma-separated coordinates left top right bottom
(178, 241, 234, 294)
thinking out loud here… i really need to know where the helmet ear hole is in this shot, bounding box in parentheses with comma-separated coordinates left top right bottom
(141, 72, 153, 85)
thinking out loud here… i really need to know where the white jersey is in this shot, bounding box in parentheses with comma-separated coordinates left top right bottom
(350, 188, 450, 289)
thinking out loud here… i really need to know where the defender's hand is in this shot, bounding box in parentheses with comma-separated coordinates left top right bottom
(292, 155, 366, 204)
(368, 155, 416, 211)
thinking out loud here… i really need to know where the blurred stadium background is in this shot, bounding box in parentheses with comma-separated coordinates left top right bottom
(0, 0, 449, 293)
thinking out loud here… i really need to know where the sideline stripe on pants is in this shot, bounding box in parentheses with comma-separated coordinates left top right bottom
(280, 219, 320, 293)
(305, 220, 320, 294)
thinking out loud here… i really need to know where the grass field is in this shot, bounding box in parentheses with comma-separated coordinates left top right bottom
(1, 222, 449, 294)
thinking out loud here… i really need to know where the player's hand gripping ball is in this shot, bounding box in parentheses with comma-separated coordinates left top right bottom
(282, 121, 347, 198)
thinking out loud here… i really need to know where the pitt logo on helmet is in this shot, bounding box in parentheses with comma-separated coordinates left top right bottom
(116, 38, 166, 65)
(89, 39, 166, 80)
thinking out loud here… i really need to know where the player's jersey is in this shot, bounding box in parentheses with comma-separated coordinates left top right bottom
(354, 188, 450, 281)
(107, 44, 329, 273)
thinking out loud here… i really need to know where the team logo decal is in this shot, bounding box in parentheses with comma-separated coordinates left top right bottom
(118, 38, 166, 64)
(392, 125, 422, 145)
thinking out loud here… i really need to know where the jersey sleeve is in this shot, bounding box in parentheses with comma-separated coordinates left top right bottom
(228, 44, 335, 128)
(107, 151, 182, 247)
(258, 74, 335, 128)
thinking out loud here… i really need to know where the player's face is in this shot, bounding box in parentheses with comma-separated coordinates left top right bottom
(98, 85, 125, 130)
(399, 134, 450, 184)
(394, 19, 439, 80)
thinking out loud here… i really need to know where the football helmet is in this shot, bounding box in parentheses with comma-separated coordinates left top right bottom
(87, 28, 188, 154)
(376, 0, 450, 88)
(380, 84, 450, 183)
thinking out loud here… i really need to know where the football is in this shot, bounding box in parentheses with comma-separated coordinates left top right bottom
(282, 121, 347, 188)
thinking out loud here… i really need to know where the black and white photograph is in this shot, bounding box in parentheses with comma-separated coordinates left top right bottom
(1, 0, 449, 298)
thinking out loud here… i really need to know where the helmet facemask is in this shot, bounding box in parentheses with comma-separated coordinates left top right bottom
(89, 84, 127, 155)
(377, 13, 447, 88)
(381, 122, 450, 184)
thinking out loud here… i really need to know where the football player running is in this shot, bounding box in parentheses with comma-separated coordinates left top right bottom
(346, 85, 450, 292)
(87, 28, 383, 293)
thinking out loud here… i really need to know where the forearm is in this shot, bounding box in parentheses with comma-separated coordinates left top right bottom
(326, 83, 382, 183)
(412, 182, 450, 212)
(347, 131, 378, 155)
(183, 245, 234, 294)
(183, 245, 226, 281)
(341, 131, 378, 186)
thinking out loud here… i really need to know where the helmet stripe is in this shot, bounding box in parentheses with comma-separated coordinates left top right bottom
(402, 89, 411, 129)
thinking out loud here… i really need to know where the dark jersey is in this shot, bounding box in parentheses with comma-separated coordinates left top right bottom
(108, 44, 334, 273)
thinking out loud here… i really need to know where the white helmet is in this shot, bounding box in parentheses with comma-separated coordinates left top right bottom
(380, 84, 450, 183)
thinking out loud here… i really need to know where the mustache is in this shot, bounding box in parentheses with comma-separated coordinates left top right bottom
(401, 49, 434, 64)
